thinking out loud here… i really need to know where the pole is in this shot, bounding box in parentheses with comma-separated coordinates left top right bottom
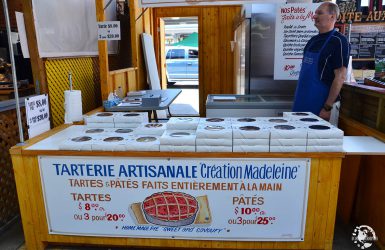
(2, 0, 24, 144)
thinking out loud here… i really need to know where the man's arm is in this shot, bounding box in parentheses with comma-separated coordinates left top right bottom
(319, 66, 346, 120)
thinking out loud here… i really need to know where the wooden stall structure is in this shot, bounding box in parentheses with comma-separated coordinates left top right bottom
(338, 82, 385, 249)
(10, 122, 344, 250)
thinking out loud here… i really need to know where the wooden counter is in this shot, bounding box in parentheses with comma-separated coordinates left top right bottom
(10, 124, 344, 250)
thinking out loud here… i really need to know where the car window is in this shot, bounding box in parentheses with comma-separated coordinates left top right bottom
(166, 49, 185, 59)
(188, 49, 198, 59)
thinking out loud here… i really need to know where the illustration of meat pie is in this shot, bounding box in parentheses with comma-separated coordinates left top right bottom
(292, 112, 309, 116)
(141, 192, 199, 227)
(136, 136, 157, 142)
(268, 118, 288, 123)
(237, 118, 256, 122)
(204, 125, 224, 131)
(130, 193, 211, 227)
(96, 112, 113, 116)
(103, 136, 124, 142)
(206, 118, 224, 122)
(239, 126, 260, 131)
(170, 132, 190, 137)
(71, 136, 92, 142)
(145, 123, 163, 128)
(115, 128, 133, 133)
(85, 128, 104, 134)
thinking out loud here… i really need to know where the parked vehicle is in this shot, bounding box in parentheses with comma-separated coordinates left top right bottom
(165, 46, 198, 82)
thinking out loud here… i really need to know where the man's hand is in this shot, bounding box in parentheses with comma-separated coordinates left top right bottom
(319, 108, 331, 120)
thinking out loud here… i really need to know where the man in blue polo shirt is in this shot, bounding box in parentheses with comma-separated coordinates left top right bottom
(293, 2, 349, 124)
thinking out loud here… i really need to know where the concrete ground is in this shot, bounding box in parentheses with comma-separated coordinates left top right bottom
(168, 80, 199, 116)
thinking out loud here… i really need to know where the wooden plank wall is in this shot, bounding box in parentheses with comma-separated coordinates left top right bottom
(152, 6, 241, 116)
(338, 116, 385, 249)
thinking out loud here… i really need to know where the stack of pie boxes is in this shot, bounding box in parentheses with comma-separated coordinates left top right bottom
(196, 118, 233, 152)
(160, 117, 200, 152)
(266, 117, 308, 152)
(231, 118, 270, 152)
(283, 112, 344, 152)
(127, 122, 166, 151)
(84, 112, 147, 128)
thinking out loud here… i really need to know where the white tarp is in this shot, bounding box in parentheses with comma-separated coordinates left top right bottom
(32, 0, 117, 57)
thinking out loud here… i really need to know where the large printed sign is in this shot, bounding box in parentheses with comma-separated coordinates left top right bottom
(274, 3, 320, 80)
(39, 156, 310, 241)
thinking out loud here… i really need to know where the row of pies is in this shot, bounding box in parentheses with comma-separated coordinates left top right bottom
(60, 112, 344, 152)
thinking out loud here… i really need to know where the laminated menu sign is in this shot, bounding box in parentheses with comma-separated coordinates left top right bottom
(274, 3, 320, 80)
(25, 94, 50, 138)
(39, 156, 310, 241)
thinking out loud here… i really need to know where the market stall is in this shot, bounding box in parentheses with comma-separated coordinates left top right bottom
(10, 112, 345, 250)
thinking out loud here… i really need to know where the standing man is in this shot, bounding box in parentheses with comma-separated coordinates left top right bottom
(292, 2, 349, 124)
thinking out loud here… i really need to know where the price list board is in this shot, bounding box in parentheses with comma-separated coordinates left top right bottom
(350, 25, 385, 59)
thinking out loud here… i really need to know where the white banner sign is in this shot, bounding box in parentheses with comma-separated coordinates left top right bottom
(97, 21, 121, 41)
(39, 156, 310, 241)
(274, 3, 320, 80)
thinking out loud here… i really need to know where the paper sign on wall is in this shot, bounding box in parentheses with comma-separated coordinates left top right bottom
(39, 156, 311, 241)
(274, 3, 320, 80)
(97, 21, 121, 40)
(25, 94, 50, 138)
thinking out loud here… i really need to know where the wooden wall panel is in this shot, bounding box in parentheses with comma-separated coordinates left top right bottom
(339, 116, 385, 249)
(152, 6, 241, 116)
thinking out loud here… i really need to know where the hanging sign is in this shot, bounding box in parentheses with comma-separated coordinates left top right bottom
(97, 21, 121, 40)
(25, 94, 50, 138)
(39, 156, 310, 241)
(274, 3, 320, 80)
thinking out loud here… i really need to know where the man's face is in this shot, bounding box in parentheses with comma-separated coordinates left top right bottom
(314, 4, 335, 31)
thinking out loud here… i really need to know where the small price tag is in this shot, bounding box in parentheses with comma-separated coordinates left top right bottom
(97, 21, 121, 40)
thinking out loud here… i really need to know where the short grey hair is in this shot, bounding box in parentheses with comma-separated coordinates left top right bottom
(322, 2, 340, 19)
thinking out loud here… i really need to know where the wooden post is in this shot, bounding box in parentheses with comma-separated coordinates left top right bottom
(21, 0, 48, 94)
(95, 0, 110, 101)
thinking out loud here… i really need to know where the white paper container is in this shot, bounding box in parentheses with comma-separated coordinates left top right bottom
(196, 124, 232, 139)
(86, 122, 115, 128)
(232, 124, 270, 139)
(113, 112, 148, 123)
(91, 135, 133, 151)
(196, 146, 232, 152)
(160, 145, 196, 152)
(233, 145, 269, 152)
(270, 124, 307, 139)
(306, 124, 344, 139)
(307, 138, 343, 146)
(270, 146, 306, 152)
(58, 136, 94, 151)
(114, 122, 141, 128)
(125, 136, 160, 151)
(85, 112, 116, 123)
(160, 130, 196, 146)
(306, 145, 343, 152)
(166, 117, 200, 130)
(233, 138, 269, 146)
(196, 138, 232, 146)
(270, 138, 307, 146)
(134, 123, 166, 136)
